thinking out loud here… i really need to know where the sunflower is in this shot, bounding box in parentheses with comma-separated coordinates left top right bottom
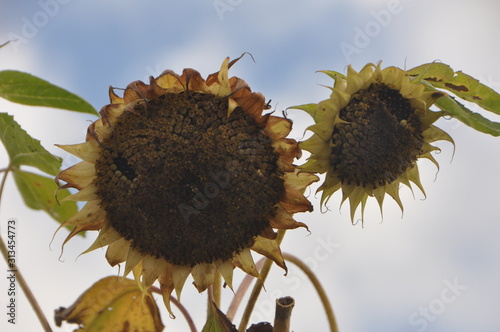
(55, 56, 318, 315)
(295, 63, 453, 220)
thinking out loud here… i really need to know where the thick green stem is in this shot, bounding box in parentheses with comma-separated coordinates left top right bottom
(283, 253, 339, 332)
(237, 230, 286, 332)
(226, 258, 265, 321)
(0, 167, 53, 331)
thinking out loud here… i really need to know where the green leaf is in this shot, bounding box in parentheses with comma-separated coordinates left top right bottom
(409, 63, 500, 136)
(434, 94, 500, 136)
(408, 62, 500, 116)
(0, 113, 61, 175)
(0, 70, 98, 115)
(12, 170, 77, 223)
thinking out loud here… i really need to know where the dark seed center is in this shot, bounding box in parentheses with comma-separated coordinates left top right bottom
(94, 91, 284, 266)
(330, 83, 424, 188)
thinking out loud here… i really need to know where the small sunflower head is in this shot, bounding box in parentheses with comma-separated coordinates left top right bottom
(295, 63, 454, 220)
(55, 56, 318, 315)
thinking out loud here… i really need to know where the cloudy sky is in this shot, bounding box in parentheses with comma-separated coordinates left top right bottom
(1, 0, 500, 331)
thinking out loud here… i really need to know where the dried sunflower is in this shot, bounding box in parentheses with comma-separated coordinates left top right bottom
(295, 63, 453, 220)
(55, 56, 318, 315)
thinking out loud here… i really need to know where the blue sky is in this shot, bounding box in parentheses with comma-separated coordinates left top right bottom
(1, 0, 500, 331)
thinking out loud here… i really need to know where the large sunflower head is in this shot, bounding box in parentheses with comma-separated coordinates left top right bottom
(55, 56, 318, 315)
(295, 63, 453, 220)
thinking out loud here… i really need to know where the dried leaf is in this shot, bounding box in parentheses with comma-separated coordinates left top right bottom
(55, 276, 164, 332)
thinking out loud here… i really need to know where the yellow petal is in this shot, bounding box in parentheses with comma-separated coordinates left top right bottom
(106, 238, 131, 266)
(206, 57, 231, 97)
(141, 255, 168, 289)
(191, 263, 216, 292)
(233, 249, 260, 279)
(269, 203, 308, 230)
(57, 161, 96, 190)
(171, 265, 192, 301)
(158, 266, 176, 318)
(348, 186, 367, 221)
(124, 248, 143, 277)
(62, 182, 99, 202)
(56, 141, 101, 164)
(62, 200, 104, 227)
(251, 236, 286, 271)
(82, 225, 122, 254)
(215, 260, 234, 291)
(263, 116, 292, 140)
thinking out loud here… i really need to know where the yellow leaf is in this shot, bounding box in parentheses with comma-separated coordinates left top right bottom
(55, 276, 164, 331)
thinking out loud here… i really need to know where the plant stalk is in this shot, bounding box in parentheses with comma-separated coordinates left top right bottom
(237, 230, 286, 331)
(283, 253, 338, 332)
(0, 167, 53, 331)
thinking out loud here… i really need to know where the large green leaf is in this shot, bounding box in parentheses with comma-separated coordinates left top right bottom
(409, 63, 500, 136)
(0, 70, 97, 115)
(0, 113, 61, 175)
(408, 63, 500, 115)
(12, 170, 77, 223)
(434, 94, 500, 136)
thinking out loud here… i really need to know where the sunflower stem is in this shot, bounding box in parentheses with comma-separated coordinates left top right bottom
(226, 258, 265, 321)
(283, 253, 339, 332)
(237, 230, 286, 332)
(0, 166, 53, 331)
(213, 271, 222, 308)
(273, 296, 295, 332)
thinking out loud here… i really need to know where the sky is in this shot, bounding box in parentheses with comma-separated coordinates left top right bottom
(1, 0, 500, 331)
